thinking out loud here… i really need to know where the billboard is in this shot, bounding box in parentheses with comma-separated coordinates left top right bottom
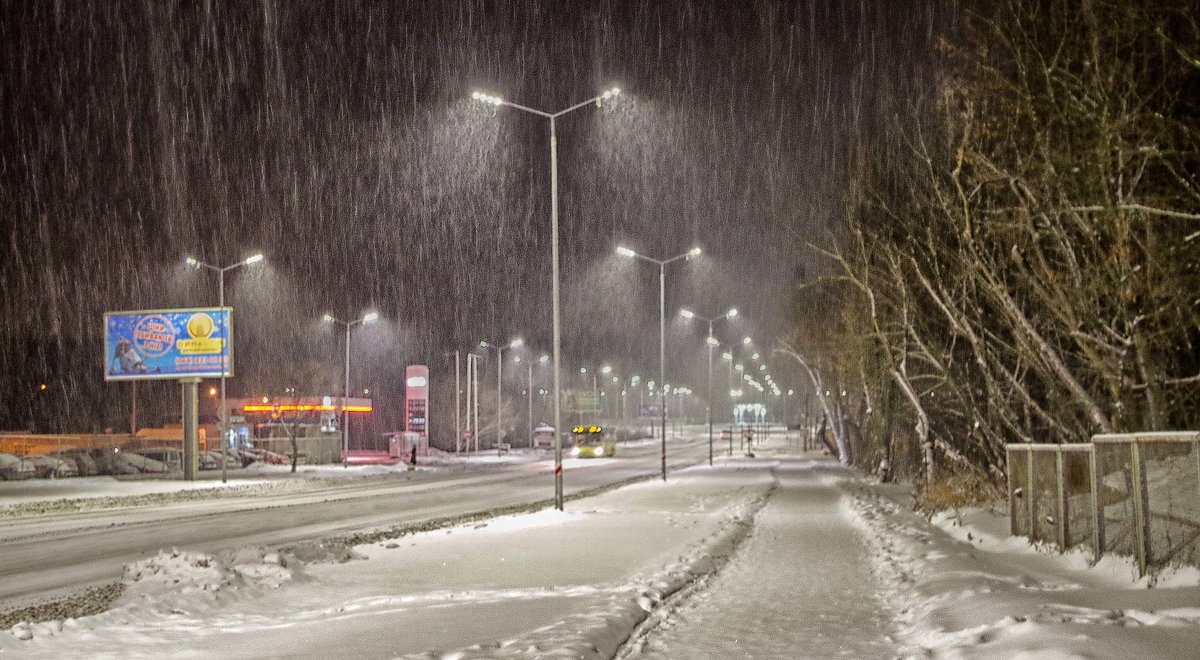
(564, 389, 601, 413)
(104, 308, 233, 381)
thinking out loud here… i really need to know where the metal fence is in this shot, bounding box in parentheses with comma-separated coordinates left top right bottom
(1007, 432, 1200, 576)
(1007, 443, 1095, 551)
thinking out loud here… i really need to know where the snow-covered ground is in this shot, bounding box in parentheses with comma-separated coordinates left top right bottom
(4, 440, 1199, 658)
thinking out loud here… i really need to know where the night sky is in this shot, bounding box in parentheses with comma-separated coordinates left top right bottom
(0, 0, 945, 435)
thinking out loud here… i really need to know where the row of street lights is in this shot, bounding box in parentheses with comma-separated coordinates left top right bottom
(679, 307, 737, 465)
(187, 253, 388, 475)
(615, 246, 701, 481)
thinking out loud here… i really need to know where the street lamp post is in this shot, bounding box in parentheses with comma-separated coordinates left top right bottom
(322, 311, 378, 465)
(481, 338, 523, 455)
(680, 307, 737, 466)
(529, 354, 549, 445)
(472, 87, 619, 511)
(616, 245, 702, 480)
(186, 253, 264, 484)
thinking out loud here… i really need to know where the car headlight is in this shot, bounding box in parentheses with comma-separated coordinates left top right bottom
(593, 447, 604, 457)
(571, 447, 581, 457)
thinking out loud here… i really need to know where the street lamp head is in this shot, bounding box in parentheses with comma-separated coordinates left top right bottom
(721, 352, 732, 361)
(509, 338, 524, 348)
(471, 91, 503, 106)
(751, 352, 760, 360)
(601, 365, 612, 374)
(362, 311, 379, 324)
(743, 336, 753, 345)
(322, 313, 335, 323)
(480, 340, 490, 348)
(679, 309, 695, 319)
(243, 253, 265, 266)
(727, 308, 738, 318)
(185, 256, 200, 268)
(706, 336, 720, 346)
(539, 354, 550, 363)
(601, 87, 620, 100)
(686, 246, 702, 259)
(616, 246, 636, 258)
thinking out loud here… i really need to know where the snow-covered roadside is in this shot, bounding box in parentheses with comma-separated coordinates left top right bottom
(843, 479, 1200, 658)
(1, 464, 776, 658)
(0, 451, 546, 519)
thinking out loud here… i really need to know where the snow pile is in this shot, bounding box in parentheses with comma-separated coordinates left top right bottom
(844, 479, 1200, 659)
(118, 547, 294, 603)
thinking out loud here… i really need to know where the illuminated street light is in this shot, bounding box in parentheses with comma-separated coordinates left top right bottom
(480, 337, 524, 454)
(323, 310, 379, 466)
(185, 252, 265, 483)
(679, 306, 739, 465)
(472, 86, 621, 511)
(617, 244, 703, 479)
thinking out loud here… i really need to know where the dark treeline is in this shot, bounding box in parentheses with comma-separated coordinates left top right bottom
(790, 0, 1200, 499)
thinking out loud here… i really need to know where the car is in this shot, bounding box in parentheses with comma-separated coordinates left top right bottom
(134, 447, 183, 471)
(0, 452, 36, 480)
(570, 425, 616, 458)
(26, 455, 81, 478)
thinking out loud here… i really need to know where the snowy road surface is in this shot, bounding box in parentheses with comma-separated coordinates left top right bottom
(5, 435, 1200, 658)
(0, 433, 713, 612)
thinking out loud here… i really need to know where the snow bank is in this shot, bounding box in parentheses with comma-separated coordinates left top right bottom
(843, 479, 1200, 659)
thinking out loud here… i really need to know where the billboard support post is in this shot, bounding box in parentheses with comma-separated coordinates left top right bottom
(180, 377, 200, 480)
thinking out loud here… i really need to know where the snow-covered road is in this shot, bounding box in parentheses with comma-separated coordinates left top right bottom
(0, 434, 713, 613)
(5, 435, 1199, 658)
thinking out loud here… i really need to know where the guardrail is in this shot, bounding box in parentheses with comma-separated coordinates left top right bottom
(1007, 432, 1200, 576)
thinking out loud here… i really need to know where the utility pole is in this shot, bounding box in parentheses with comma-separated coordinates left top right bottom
(455, 350, 462, 453)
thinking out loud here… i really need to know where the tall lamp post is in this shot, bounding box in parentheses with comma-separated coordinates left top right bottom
(472, 87, 620, 511)
(322, 311, 379, 465)
(680, 307, 737, 466)
(481, 338, 523, 454)
(186, 253, 264, 484)
(529, 354, 549, 445)
(616, 244, 702, 481)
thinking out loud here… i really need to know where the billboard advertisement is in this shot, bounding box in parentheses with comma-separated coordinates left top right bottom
(104, 308, 233, 381)
(564, 389, 601, 413)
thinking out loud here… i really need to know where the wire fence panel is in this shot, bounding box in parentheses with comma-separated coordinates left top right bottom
(1062, 448, 1094, 551)
(1094, 441, 1138, 561)
(1138, 439, 1200, 569)
(1032, 449, 1060, 544)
